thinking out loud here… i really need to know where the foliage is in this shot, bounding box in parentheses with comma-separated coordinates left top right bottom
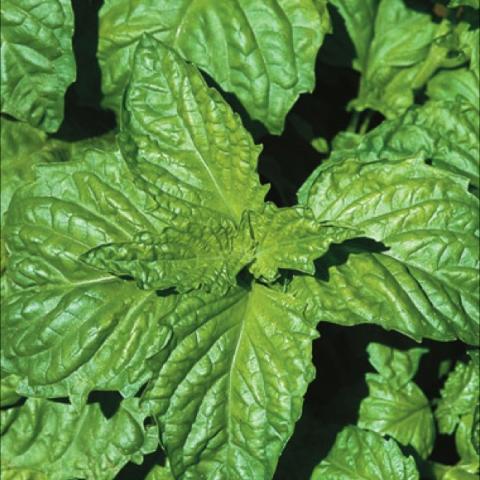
(1, 0, 478, 479)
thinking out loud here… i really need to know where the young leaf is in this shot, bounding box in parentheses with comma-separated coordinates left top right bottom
(99, 0, 330, 133)
(142, 284, 317, 480)
(0, 0, 76, 131)
(81, 218, 255, 293)
(249, 203, 359, 281)
(119, 35, 268, 225)
(365, 343, 428, 389)
(1, 398, 157, 480)
(358, 344, 435, 458)
(1, 140, 177, 407)
(436, 351, 480, 434)
(331, 0, 465, 117)
(310, 426, 419, 479)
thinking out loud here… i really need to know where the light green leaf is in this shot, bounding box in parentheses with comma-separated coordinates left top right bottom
(0, 118, 71, 225)
(455, 413, 480, 468)
(119, 35, 267, 225)
(449, 0, 480, 8)
(428, 463, 480, 480)
(0, 371, 21, 407)
(327, 0, 379, 72)
(436, 351, 480, 434)
(1, 140, 177, 407)
(81, 217, 255, 293)
(355, 100, 480, 189)
(1, 119, 47, 224)
(332, 0, 466, 117)
(473, 406, 480, 456)
(249, 203, 359, 281)
(427, 25, 479, 110)
(142, 284, 317, 480)
(1, 398, 157, 480)
(427, 69, 479, 111)
(0, 0, 76, 131)
(365, 343, 428, 388)
(99, 0, 330, 133)
(310, 426, 419, 480)
(297, 155, 479, 344)
(358, 344, 435, 458)
(146, 465, 174, 480)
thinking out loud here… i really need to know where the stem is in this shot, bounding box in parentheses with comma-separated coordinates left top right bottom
(347, 111, 360, 133)
(359, 111, 373, 135)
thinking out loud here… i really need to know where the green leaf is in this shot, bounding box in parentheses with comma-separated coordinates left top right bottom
(427, 462, 480, 480)
(473, 406, 480, 456)
(449, 0, 480, 8)
(146, 465, 174, 480)
(332, 0, 466, 117)
(142, 284, 317, 480)
(0, 118, 71, 223)
(249, 203, 359, 281)
(358, 344, 435, 458)
(436, 351, 480, 434)
(427, 69, 479, 111)
(310, 426, 419, 480)
(365, 343, 428, 388)
(0, 371, 21, 407)
(1, 119, 47, 223)
(81, 217, 255, 293)
(327, 0, 379, 72)
(297, 155, 479, 344)
(99, 0, 330, 133)
(119, 35, 267, 225)
(1, 398, 157, 480)
(1, 139, 178, 407)
(0, 0, 76, 131)
(455, 413, 480, 468)
(427, 25, 479, 111)
(355, 100, 480, 189)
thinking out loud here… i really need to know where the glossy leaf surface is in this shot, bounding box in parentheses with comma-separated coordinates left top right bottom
(142, 284, 317, 480)
(99, 0, 330, 133)
(311, 426, 419, 479)
(1, 398, 157, 480)
(0, 0, 75, 131)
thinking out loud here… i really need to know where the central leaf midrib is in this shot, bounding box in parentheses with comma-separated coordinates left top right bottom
(226, 287, 257, 473)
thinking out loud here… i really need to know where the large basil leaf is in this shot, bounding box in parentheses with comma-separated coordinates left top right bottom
(99, 0, 330, 133)
(296, 155, 479, 345)
(330, 0, 466, 117)
(119, 35, 267, 225)
(358, 344, 435, 458)
(142, 284, 317, 480)
(0, 0, 76, 131)
(310, 426, 419, 479)
(1, 398, 157, 480)
(1, 140, 177, 407)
